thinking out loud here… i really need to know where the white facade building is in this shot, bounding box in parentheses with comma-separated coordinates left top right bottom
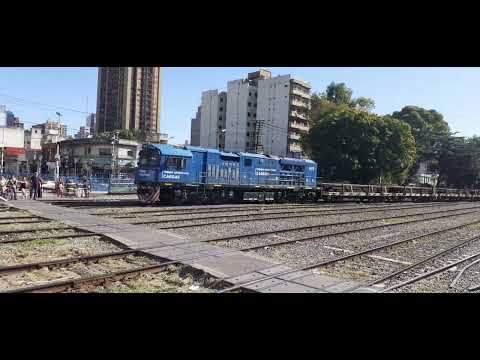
(225, 79, 253, 152)
(0, 105, 6, 127)
(192, 69, 311, 157)
(199, 90, 227, 149)
(257, 76, 311, 158)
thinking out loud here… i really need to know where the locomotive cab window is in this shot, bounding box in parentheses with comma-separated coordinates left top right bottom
(244, 159, 252, 167)
(166, 157, 187, 170)
(139, 150, 160, 167)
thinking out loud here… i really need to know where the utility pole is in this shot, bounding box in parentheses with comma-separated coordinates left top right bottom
(55, 112, 62, 180)
(0, 128, 4, 175)
(111, 131, 119, 178)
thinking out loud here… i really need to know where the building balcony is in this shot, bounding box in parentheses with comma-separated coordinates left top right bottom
(290, 98, 311, 109)
(290, 110, 308, 121)
(288, 143, 302, 153)
(289, 121, 309, 133)
(291, 88, 312, 99)
(288, 132, 302, 141)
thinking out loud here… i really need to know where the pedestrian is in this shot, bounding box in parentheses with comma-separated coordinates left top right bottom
(19, 177, 27, 199)
(37, 175, 43, 199)
(8, 176, 17, 200)
(82, 176, 91, 198)
(0, 176, 6, 198)
(30, 172, 38, 200)
(58, 180, 65, 198)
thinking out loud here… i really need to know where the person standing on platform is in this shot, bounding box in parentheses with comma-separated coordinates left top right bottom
(37, 174, 43, 199)
(30, 172, 38, 200)
(19, 177, 27, 199)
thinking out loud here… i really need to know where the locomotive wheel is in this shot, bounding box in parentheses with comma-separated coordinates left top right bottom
(138, 185, 160, 204)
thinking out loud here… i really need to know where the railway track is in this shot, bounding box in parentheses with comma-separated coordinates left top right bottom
(92, 202, 433, 218)
(150, 206, 480, 232)
(217, 219, 480, 293)
(129, 202, 473, 228)
(4, 204, 480, 293)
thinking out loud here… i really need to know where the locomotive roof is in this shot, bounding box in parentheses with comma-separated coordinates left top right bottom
(149, 144, 193, 158)
(281, 158, 316, 165)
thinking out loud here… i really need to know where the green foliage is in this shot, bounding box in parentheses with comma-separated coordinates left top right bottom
(326, 82, 353, 105)
(391, 106, 450, 179)
(93, 129, 145, 142)
(304, 108, 416, 184)
(352, 97, 376, 112)
(437, 136, 480, 188)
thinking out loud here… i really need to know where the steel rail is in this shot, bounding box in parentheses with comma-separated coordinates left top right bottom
(133, 203, 474, 228)
(450, 259, 480, 289)
(0, 225, 73, 236)
(0, 249, 139, 275)
(1, 260, 181, 293)
(0, 215, 40, 220)
(380, 251, 480, 293)
(234, 208, 480, 251)
(97, 201, 465, 219)
(343, 234, 480, 293)
(94, 203, 334, 217)
(150, 207, 478, 230)
(201, 206, 480, 245)
(217, 216, 480, 293)
(0, 232, 97, 245)
(0, 219, 52, 226)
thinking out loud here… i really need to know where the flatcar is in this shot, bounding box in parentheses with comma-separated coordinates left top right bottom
(135, 144, 317, 204)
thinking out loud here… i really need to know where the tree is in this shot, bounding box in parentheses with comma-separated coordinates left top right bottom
(437, 136, 480, 188)
(352, 97, 376, 112)
(310, 83, 375, 126)
(325, 82, 353, 106)
(391, 106, 450, 179)
(303, 108, 416, 184)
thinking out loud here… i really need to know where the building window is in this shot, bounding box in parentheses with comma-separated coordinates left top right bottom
(127, 150, 134, 157)
(220, 98, 223, 102)
(248, 102, 251, 107)
(246, 132, 250, 137)
(247, 122, 250, 127)
(248, 112, 251, 117)
(219, 116, 223, 121)
(219, 107, 223, 111)
(99, 148, 111, 156)
(246, 142, 250, 148)
(285, 84, 288, 87)
(249, 92, 251, 96)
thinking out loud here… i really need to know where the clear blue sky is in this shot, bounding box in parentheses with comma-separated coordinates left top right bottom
(0, 67, 479, 142)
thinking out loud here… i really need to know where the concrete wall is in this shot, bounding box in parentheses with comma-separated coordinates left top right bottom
(225, 80, 255, 153)
(0, 127, 25, 148)
(257, 75, 291, 157)
(200, 90, 220, 148)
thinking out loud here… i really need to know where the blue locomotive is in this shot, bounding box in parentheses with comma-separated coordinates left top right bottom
(135, 144, 317, 204)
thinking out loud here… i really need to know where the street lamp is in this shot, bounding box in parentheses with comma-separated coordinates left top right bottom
(111, 131, 119, 178)
(218, 128, 226, 150)
(55, 112, 62, 181)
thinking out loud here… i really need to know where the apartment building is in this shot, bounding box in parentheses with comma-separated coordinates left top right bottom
(96, 67, 162, 137)
(198, 90, 227, 149)
(191, 69, 311, 158)
(190, 106, 201, 146)
(257, 76, 311, 158)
